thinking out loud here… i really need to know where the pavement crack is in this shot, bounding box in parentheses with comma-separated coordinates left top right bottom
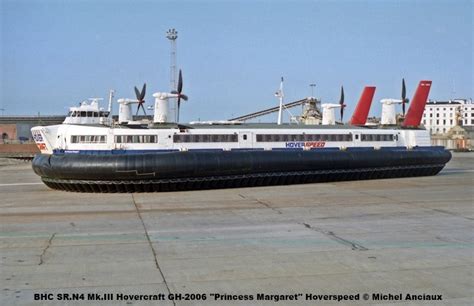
(131, 195, 175, 306)
(432, 208, 474, 221)
(240, 194, 283, 214)
(255, 199, 283, 214)
(38, 233, 56, 265)
(301, 222, 368, 251)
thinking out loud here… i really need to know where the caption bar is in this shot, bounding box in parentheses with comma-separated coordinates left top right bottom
(34, 292, 443, 302)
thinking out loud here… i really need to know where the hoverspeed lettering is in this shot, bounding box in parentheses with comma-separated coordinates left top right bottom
(306, 294, 360, 301)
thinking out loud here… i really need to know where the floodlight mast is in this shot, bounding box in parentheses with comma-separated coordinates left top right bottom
(166, 28, 178, 122)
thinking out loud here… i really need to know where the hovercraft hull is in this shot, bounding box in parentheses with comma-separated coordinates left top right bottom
(32, 146, 451, 193)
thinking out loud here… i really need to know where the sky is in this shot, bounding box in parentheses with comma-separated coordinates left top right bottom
(1, 0, 472, 122)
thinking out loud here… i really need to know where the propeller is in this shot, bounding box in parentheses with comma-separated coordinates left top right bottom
(401, 78, 409, 116)
(134, 83, 147, 116)
(339, 86, 346, 122)
(171, 69, 188, 122)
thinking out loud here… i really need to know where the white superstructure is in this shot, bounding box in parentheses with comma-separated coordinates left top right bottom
(32, 122, 432, 155)
(63, 99, 111, 125)
(32, 88, 431, 156)
(31, 80, 435, 156)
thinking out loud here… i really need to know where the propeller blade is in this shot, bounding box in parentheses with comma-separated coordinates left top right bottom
(134, 86, 141, 100)
(402, 78, 407, 116)
(339, 86, 345, 122)
(402, 78, 406, 100)
(177, 70, 183, 93)
(339, 86, 345, 105)
(177, 101, 181, 122)
(176, 70, 186, 122)
(135, 103, 146, 116)
(140, 83, 146, 101)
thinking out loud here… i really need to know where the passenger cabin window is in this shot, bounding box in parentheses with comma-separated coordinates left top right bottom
(115, 135, 157, 143)
(256, 134, 352, 142)
(173, 134, 238, 143)
(71, 135, 107, 143)
(360, 134, 394, 141)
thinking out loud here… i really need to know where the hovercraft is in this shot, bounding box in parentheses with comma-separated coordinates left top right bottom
(31, 78, 451, 193)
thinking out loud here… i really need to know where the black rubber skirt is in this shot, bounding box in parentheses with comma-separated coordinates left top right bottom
(32, 147, 451, 193)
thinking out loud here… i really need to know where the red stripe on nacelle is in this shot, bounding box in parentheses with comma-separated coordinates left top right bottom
(350, 86, 376, 125)
(402, 80, 432, 127)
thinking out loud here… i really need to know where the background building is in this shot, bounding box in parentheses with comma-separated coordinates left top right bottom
(0, 116, 65, 143)
(422, 99, 474, 135)
(422, 99, 473, 150)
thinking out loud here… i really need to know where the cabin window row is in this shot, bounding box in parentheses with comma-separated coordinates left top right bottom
(68, 111, 110, 118)
(115, 135, 157, 143)
(173, 134, 238, 143)
(71, 135, 107, 143)
(256, 134, 353, 142)
(360, 134, 394, 141)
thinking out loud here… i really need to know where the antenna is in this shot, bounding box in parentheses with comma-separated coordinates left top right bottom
(166, 28, 178, 121)
(275, 77, 284, 125)
(108, 89, 115, 113)
(309, 83, 316, 97)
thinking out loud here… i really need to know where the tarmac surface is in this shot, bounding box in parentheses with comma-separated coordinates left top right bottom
(0, 153, 473, 305)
